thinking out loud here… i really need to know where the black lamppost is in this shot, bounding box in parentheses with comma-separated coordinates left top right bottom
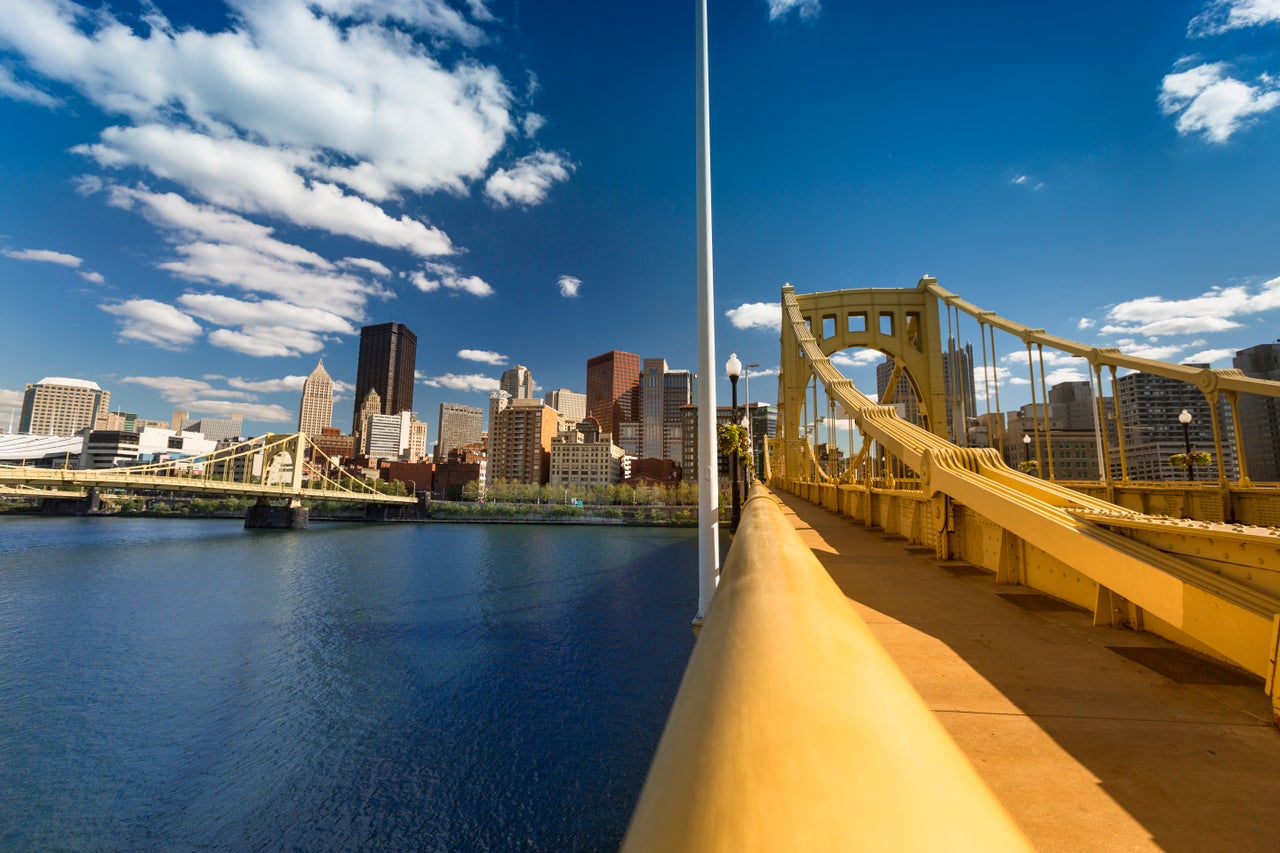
(1179, 409, 1195, 482)
(726, 352, 742, 531)
(1023, 433, 1031, 469)
(744, 361, 759, 483)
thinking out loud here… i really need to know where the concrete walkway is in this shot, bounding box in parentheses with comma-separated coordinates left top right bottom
(771, 489, 1280, 853)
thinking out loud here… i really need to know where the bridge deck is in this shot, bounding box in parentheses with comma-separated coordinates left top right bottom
(772, 489, 1280, 852)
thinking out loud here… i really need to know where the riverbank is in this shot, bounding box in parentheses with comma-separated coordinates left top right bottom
(0, 497, 700, 526)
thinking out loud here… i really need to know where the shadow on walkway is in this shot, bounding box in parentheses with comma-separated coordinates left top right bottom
(772, 489, 1280, 853)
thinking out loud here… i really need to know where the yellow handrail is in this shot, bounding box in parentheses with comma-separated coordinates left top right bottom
(622, 484, 1031, 851)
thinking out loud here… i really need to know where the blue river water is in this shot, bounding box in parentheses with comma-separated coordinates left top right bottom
(0, 517, 698, 851)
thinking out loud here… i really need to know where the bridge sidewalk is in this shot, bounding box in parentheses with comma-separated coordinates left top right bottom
(769, 489, 1280, 853)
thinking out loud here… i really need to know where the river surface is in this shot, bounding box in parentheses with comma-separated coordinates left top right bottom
(0, 517, 697, 851)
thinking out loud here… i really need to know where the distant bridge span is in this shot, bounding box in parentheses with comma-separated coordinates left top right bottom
(0, 432, 415, 524)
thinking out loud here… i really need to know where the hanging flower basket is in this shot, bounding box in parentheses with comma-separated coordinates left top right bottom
(1017, 460, 1038, 474)
(1169, 451, 1212, 468)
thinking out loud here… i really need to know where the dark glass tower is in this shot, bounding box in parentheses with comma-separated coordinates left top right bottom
(352, 322, 417, 432)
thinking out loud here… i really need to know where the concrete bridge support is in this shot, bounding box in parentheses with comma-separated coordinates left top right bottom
(244, 498, 309, 529)
(40, 487, 101, 516)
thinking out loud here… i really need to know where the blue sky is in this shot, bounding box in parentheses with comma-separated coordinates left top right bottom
(2, 0, 1279, 439)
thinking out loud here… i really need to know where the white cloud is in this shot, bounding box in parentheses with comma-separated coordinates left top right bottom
(406, 262, 494, 297)
(768, 0, 821, 22)
(0, 388, 25, 409)
(1189, 0, 1280, 36)
(120, 375, 248, 403)
(3, 248, 84, 267)
(186, 399, 293, 422)
(557, 275, 581, 298)
(79, 270, 105, 283)
(208, 327, 325, 357)
(78, 125, 457, 257)
(830, 349, 882, 368)
(1159, 61, 1280, 142)
(458, 349, 507, 365)
(1185, 347, 1238, 363)
(485, 150, 573, 207)
(726, 301, 781, 332)
(101, 299, 202, 349)
(225, 375, 308, 394)
(340, 257, 391, 276)
(1012, 175, 1028, 185)
(0, 65, 58, 107)
(0, 0, 517, 202)
(522, 113, 546, 138)
(178, 293, 354, 335)
(1077, 318, 1095, 330)
(419, 372, 500, 392)
(1098, 278, 1280, 337)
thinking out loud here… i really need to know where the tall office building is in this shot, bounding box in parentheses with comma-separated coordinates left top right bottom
(500, 365, 534, 400)
(298, 359, 334, 437)
(352, 322, 417, 433)
(436, 402, 484, 462)
(639, 358, 695, 461)
(1113, 367, 1238, 481)
(543, 389, 586, 423)
(586, 350, 640, 439)
(19, 377, 110, 435)
(875, 341, 974, 441)
(1234, 341, 1280, 482)
(489, 399, 559, 485)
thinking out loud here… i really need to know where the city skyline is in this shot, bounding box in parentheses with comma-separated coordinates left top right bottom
(3, 1, 1280, 437)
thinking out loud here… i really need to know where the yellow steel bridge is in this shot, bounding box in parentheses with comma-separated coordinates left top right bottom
(625, 279, 1280, 851)
(0, 431, 416, 514)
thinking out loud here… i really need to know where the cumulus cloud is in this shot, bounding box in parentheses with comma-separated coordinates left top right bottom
(0, 65, 57, 107)
(0, 388, 25, 409)
(1097, 277, 1280, 337)
(1189, 0, 1280, 36)
(3, 246, 108, 283)
(419, 372, 500, 392)
(458, 349, 507, 365)
(119, 373, 296, 422)
(1159, 61, 1280, 142)
(557, 275, 581, 298)
(4, 247, 82, 267)
(225, 375, 308, 394)
(405, 262, 494, 296)
(1186, 347, 1238, 363)
(77, 125, 457, 257)
(830, 350, 882, 368)
(485, 150, 573, 207)
(0, 0, 567, 356)
(100, 299, 202, 349)
(768, 0, 821, 22)
(726, 301, 782, 332)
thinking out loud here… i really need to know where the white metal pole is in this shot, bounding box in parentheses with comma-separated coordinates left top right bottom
(695, 0, 720, 624)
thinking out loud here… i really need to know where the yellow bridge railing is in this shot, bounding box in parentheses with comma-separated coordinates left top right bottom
(622, 484, 1031, 852)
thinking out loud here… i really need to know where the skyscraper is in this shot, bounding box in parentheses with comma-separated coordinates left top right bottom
(436, 402, 484, 462)
(298, 359, 334, 437)
(352, 322, 416, 434)
(543, 389, 586, 423)
(586, 350, 640, 439)
(639, 358, 694, 461)
(500, 365, 534, 399)
(1234, 341, 1280, 482)
(19, 377, 110, 435)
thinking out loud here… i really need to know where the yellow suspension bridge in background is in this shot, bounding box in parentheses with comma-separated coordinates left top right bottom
(0, 431, 416, 527)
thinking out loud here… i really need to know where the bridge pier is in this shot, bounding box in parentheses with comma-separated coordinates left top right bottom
(40, 486, 101, 516)
(244, 498, 309, 530)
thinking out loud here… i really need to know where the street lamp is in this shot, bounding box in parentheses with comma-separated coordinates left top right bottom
(1022, 433, 1031, 468)
(744, 362, 759, 483)
(726, 352, 742, 531)
(1178, 409, 1194, 482)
